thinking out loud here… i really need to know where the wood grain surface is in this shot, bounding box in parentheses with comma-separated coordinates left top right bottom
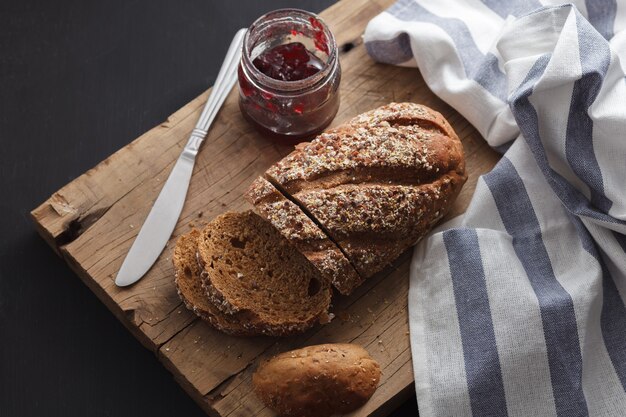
(30, 0, 500, 415)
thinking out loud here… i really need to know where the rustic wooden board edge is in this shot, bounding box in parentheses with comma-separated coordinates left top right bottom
(29, 92, 210, 355)
(31, 211, 63, 256)
(29, 89, 210, 257)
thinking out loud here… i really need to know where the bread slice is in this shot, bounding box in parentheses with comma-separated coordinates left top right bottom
(245, 177, 363, 295)
(196, 211, 332, 336)
(173, 229, 258, 336)
(265, 102, 467, 278)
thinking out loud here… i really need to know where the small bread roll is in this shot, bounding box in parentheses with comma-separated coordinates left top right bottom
(253, 343, 380, 417)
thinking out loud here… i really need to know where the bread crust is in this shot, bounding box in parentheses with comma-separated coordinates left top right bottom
(252, 343, 380, 417)
(265, 102, 466, 278)
(245, 177, 364, 295)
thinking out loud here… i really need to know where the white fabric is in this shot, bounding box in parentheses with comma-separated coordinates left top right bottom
(365, 1, 626, 416)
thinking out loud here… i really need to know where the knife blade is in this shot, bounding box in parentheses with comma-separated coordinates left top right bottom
(115, 28, 246, 287)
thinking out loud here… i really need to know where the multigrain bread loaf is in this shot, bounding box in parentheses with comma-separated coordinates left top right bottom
(264, 102, 466, 278)
(173, 229, 258, 336)
(174, 102, 465, 337)
(196, 211, 332, 336)
(245, 177, 363, 295)
(252, 343, 380, 417)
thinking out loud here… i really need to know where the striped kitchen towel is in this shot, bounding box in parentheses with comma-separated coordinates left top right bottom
(364, 1, 626, 416)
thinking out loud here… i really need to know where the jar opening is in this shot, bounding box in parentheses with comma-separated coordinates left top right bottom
(242, 9, 337, 92)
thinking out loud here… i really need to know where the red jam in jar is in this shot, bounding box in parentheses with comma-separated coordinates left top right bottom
(253, 42, 324, 81)
(238, 9, 341, 143)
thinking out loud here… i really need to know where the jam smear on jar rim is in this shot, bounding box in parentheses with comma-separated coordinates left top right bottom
(309, 17, 329, 54)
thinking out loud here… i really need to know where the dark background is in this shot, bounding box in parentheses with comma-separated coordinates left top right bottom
(0, 1, 417, 416)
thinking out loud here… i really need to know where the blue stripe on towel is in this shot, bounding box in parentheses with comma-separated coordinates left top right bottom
(509, 52, 626, 227)
(484, 157, 589, 417)
(585, 0, 617, 40)
(565, 13, 613, 214)
(386, 0, 507, 101)
(600, 265, 626, 391)
(443, 228, 509, 417)
(364, 33, 414, 65)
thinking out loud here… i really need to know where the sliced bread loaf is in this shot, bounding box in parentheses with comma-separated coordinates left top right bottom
(173, 229, 257, 336)
(245, 177, 363, 295)
(196, 211, 332, 336)
(265, 102, 467, 278)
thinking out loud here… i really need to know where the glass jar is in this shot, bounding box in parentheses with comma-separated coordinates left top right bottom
(238, 9, 341, 143)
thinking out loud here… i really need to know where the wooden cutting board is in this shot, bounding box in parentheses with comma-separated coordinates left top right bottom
(31, 0, 500, 415)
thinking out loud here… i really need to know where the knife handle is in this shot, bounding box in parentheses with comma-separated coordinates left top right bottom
(183, 28, 247, 161)
(182, 130, 207, 160)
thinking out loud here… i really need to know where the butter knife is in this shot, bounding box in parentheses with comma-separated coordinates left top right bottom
(115, 28, 246, 287)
